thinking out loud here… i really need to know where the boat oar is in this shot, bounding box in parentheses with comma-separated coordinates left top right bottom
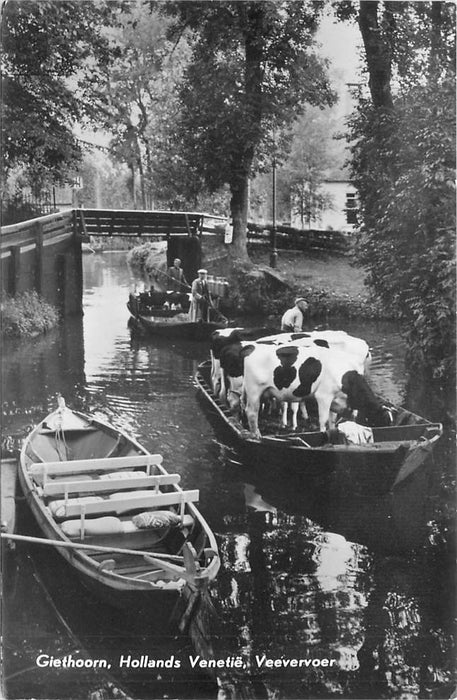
(0, 532, 190, 577)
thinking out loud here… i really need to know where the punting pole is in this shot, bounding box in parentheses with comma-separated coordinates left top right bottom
(0, 532, 185, 565)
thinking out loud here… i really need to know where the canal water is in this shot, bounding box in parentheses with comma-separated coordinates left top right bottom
(2, 252, 455, 700)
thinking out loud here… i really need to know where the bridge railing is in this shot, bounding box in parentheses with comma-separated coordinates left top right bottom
(0, 210, 75, 250)
(77, 209, 226, 239)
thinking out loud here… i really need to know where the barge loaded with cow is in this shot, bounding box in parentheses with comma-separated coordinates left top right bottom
(127, 272, 229, 341)
(195, 329, 443, 495)
(15, 398, 220, 624)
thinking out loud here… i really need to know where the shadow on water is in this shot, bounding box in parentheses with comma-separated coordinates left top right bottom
(2, 252, 455, 699)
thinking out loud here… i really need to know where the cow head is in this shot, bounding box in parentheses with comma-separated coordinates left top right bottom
(341, 371, 394, 426)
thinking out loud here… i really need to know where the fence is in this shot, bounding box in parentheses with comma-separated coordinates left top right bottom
(247, 222, 352, 254)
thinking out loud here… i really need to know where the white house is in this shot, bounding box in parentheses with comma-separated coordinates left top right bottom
(290, 178, 358, 233)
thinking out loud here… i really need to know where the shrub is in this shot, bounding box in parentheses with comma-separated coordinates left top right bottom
(1, 291, 59, 337)
(126, 243, 156, 272)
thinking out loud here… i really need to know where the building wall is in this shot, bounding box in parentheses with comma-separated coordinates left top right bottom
(291, 180, 358, 233)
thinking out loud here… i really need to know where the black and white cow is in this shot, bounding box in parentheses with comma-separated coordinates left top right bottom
(256, 330, 372, 376)
(210, 327, 278, 401)
(254, 330, 372, 429)
(241, 343, 392, 438)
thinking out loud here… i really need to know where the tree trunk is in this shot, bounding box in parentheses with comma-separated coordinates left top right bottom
(429, 1, 443, 78)
(128, 163, 136, 208)
(358, 1, 394, 109)
(229, 176, 250, 260)
(225, 2, 265, 262)
(137, 140, 146, 210)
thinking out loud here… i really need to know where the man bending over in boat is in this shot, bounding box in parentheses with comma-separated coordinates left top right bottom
(281, 297, 309, 332)
(190, 269, 212, 322)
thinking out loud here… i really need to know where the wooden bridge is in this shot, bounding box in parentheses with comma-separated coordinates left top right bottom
(0, 208, 226, 316)
(1, 207, 351, 316)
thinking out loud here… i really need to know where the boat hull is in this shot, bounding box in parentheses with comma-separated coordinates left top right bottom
(128, 314, 227, 340)
(18, 407, 220, 622)
(195, 361, 442, 498)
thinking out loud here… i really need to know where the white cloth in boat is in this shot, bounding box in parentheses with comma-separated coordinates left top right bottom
(337, 421, 374, 445)
(51, 471, 147, 483)
(133, 510, 180, 529)
(49, 495, 103, 517)
(49, 489, 157, 517)
(60, 511, 194, 538)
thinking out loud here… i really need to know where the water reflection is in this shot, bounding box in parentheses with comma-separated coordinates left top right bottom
(207, 507, 372, 697)
(2, 252, 454, 700)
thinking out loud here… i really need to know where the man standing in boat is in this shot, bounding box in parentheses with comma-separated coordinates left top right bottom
(167, 258, 189, 292)
(190, 269, 212, 322)
(281, 297, 309, 332)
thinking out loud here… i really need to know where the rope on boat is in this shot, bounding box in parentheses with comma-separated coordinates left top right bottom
(54, 394, 70, 461)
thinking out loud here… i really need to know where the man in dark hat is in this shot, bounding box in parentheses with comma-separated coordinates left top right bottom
(190, 269, 212, 322)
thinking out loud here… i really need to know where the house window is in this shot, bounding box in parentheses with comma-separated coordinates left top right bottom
(346, 192, 358, 224)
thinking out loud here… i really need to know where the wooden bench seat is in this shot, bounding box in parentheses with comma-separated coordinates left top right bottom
(42, 473, 181, 498)
(30, 454, 163, 484)
(50, 489, 199, 519)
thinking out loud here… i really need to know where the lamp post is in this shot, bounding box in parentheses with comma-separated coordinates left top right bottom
(269, 152, 278, 269)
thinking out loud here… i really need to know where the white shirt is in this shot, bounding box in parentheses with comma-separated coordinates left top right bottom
(281, 307, 304, 332)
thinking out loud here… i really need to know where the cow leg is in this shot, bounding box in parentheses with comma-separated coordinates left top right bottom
(281, 402, 288, 428)
(290, 403, 300, 430)
(211, 356, 222, 396)
(299, 401, 309, 422)
(314, 392, 334, 432)
(245, 398, 262, 439)
(328, 410, 338, 430)
(219, 371, 228, 404)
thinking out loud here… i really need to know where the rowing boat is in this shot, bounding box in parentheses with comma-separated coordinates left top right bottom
(127, 291, 227, 340)
(195, 360, 442, 496)
(17, 399, 220, 622)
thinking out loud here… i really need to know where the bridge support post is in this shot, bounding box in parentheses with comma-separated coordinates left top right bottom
(55, 254, 66, 314)
(34, 222, 44, 294)
(73, 211, 84, 315)
(8, 246, 20, 296)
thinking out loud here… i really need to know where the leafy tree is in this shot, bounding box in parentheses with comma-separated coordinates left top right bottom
(156, 1, 336, 259)
(341, 1, 456, 380)
(1, 0, 126, 190)
(277, 107, 343, 228)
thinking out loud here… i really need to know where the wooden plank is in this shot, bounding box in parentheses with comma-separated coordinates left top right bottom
(55, 488, 200, 518)
(29, 454, 163, 481)
(1, 458, 18, 535)
(43, 473, 181, 497)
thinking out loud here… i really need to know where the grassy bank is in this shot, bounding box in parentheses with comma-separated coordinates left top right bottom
(224, 248, 392, 320)
(1, 291, 59, 337)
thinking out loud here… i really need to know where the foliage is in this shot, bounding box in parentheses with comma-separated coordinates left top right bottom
(1, 191, 46, 226)
(1, 292, 59, 337)
(346, 2, 456, 381)
(126, 243, 156, 272)
(156, 1, 336, 257)
(1, 0, 126, 189)
(276, 107, 343, 227)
